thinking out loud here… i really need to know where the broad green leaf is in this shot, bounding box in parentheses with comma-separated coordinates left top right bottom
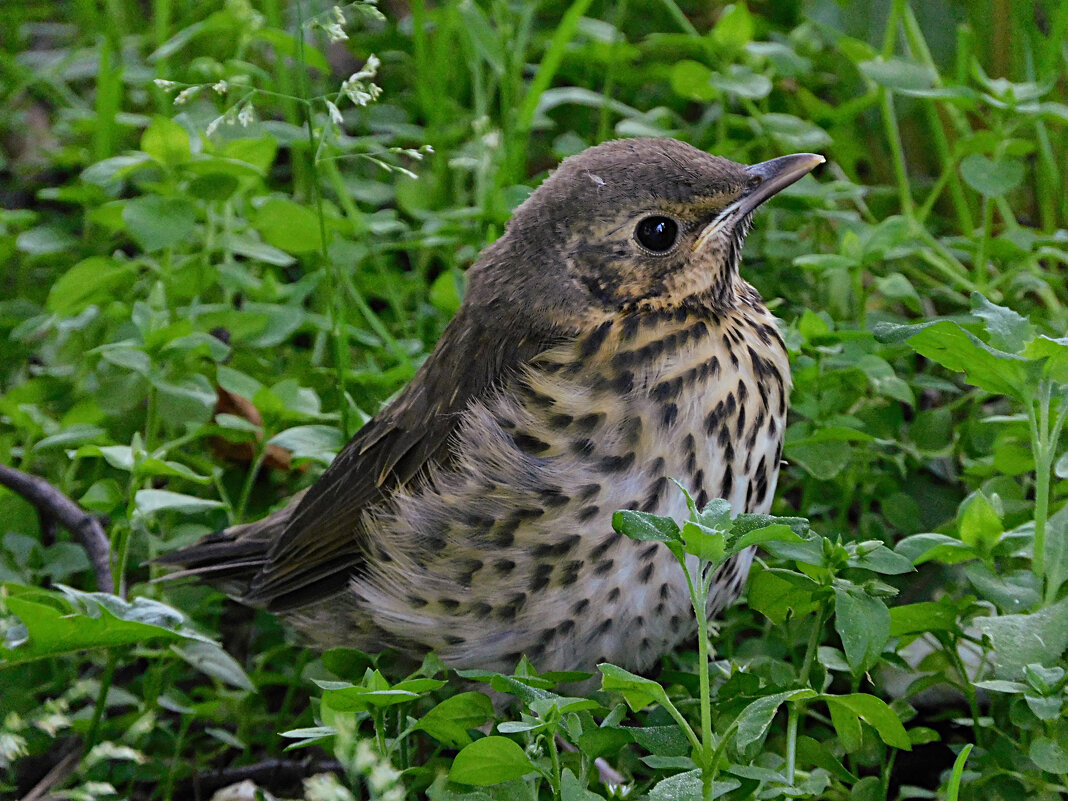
(612, 510, 681, 543)
(828, 700, 862, 752)
(1024, 334, 1068, 384)
(135, 489, 225, 516)
(957, 491, 1003, 553)
(670, 60, 716, 102)
(964, 563, 1040, 612)
(268, 425, 343, 465)
(711, 3, 754, 50)
(46, 257, 136, 316)
(971, 293, 1034, 353)
(859, 57, 936, 91)
(848, 542, 915, 574)
(141, 116, 191, 167)
(747, 568, 819, 624)
(599, 663, 670, 713)
(824, 693, 911, 750)
(252, 198, 325, 255)
(960, 155, 1025, 196)
(647, 769, 740, 800)
(1, 584, 212, 666)
(708, 64, 771, 99)
(874, 319, 1037, 401)
(895, 533, 977, 565)
(834, 586, 890, 675)
(889, 602, 959, 635)
(974, 595, 1068, 679)
(682, 521, 725, 562)
(449, 736, 536, 786)
(560, 768, 603, 801)
(171, 641, 254, 690)
(1030, 737, 1068, 773)
(414, 692, 496, 748)
(733, 690, 816, 757)
(122, 196, 197, 252)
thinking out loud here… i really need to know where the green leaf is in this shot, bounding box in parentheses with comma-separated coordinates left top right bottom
(960, 154, 1025, 196)
(134, 489, 225, 516)
(895, 532, 977, 565)
(708, 64, 771, 99)
(449, 737, 536, 786)
(251, 198, 325, 255)
(1, 584, 212, 666)
(889, 602, 959, 636)
(46, 257, 136, 316)
(171, 641, 254, 690)
(268, 425, 343, 465)
(874, 319, 1037, 401)
(1024, 334, 1068, 384)
(957, 491, 1003, 554)
(560, 768, 603, 801)
(711, 2, 754, 50)
(971, 293, 1034, 353)
(834, 586, 890, 675)
(141, 116, 192, 167)
(681, 521, 725, 562)
(733, 690, 816, 758)
(670, 60, 716, 102)
(414, 692, 495, 748)
(828, 699, 863, 752)
(611, 510, 681, 543)
(974, 595, 1068, 679)
(598, 663, 670, 712)
(1030, 737, 1068, 773)
(824, 693, 911, 750)
(964, 563, 1040, 612)
(122, 196, 197, 253)
(859, 57, 937, 91)
(747, 568, 819, 624)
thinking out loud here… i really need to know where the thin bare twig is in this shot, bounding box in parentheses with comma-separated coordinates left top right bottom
(0, 464, 113, 592)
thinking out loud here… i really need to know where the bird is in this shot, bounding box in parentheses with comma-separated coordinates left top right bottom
(159, 138, 823, 675)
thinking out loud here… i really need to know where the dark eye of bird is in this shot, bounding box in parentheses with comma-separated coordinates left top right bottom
(635, 216, 679, 253)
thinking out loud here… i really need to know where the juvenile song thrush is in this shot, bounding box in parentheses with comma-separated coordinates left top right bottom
(161, 138, 823, 674)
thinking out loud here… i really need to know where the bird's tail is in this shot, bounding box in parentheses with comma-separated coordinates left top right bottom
(153, 491, 304, 600)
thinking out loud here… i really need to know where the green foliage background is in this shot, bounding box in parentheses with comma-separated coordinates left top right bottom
(1, 0, 1067, 799)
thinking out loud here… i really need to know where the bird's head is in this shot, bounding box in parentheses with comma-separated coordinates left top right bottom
(488, 138, 822, 320)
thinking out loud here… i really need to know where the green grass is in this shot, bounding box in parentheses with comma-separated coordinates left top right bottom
(1, 0, 1067, 799)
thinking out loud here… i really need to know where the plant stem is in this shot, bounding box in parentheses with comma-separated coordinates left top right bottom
(547, 730, 562, 795)
(692, 563, 715, 782)
(785, 704, 799, 786)
(86, 654, 117, 750)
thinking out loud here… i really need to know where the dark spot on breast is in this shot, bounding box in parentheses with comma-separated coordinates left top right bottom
(651, 456, 665, 473)
(493, 558, 515, 574)
(642, 476, 668, 512)
(580, 319, 614, 358)
(661, 403, 678, 428)
(497, 593, 527, 621)
(659, 582, 671, 600)
(578, 483, 600, 500)
(570, 437, 595, 455)
(652, 376, 683, 403)
(559, 560, 584, 586)
(638, 563, 655, 584)
(591, 536, 616, 560)
(472, 602, 493, 618)
(559, 618, 576, 635)
(533, 534, 581, 559)
(443, 634, 464, 645)
(539, 487, 570, 508)
(530, 563, 554, 592)
(735, 405, 747, 438)
(622, 416, 643, 447)
(599, 452, 636, 472)
(456, 559, 483, 585)
(522, 386, 556, 408)
(440, 598, 460, 611)
(577, 505, 600, 522)
(641, 543, 660, 561)
(493, 527, 515, 548)
(574, 412, 605, 433)
(609, 370, 634, 394)
(607, 586, 621, 602)
(593, 618, 613, 636)
(722, 464, 734, 498)
(621, 314, 641, 342)
(594, 559, 615, 576)
(514, 432, 551, 455)
(549, 413, 574, 428)
(695, 489, 709, 508)
(572, 598, 590, 615)
(408, 595, 427, 608)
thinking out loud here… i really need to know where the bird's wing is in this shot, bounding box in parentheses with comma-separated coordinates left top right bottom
(241, 294, 570, 611)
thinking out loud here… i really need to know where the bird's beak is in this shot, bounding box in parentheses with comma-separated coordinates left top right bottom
(693, 153, 824, 252)
(736, 153, 825, 218)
